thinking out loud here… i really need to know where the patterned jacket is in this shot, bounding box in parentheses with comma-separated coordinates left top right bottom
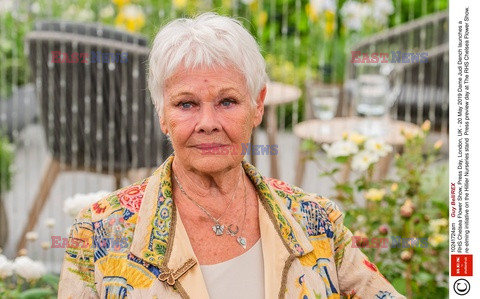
(58, 156, 405, 298)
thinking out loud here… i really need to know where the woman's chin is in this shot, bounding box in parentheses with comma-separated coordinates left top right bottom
(182, 151, 243, 173)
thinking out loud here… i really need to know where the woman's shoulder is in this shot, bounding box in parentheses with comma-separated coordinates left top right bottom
(263, 177, 343, 225)
(76, 177, 150, 224)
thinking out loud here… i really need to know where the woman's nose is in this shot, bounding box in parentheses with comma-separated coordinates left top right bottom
(195, 103, 221, 134)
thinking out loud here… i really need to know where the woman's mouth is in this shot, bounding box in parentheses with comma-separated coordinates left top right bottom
(194, 143, 226, 150)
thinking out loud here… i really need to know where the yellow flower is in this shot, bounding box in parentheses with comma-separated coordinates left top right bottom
(248, 0, 259, 11)
(325, 10, 335, 20)
(421, 120, 431, 132)
(347, 132, 366, 145)
(324, 10, 335, 39)
(364, 188, 386, 201)
(222, 0, 233, 9)
(112, 0, 130, 7)
(341, 131, 349, 140)
(390, 183, 398, 192)
(428, 233, 447, 247)
(172, 0, 187, 9)
(434, 139, 443, 150)
(115, 4, 145, 32)
(257, 10, 268, 28)
(305, 3, 319, 22)
(400, 127, 422, 140)
(429, 218, 448, 233)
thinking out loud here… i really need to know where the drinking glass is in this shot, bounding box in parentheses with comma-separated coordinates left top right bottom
(308, 83, 340, 120)
(356, 74, 389, 116)
(355, 74, 390, 136)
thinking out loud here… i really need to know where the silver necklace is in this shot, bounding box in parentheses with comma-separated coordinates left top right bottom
(228, 172, 247, 249)
(173, 170, 241, 236)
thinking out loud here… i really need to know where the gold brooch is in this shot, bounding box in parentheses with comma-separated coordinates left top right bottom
(158, 258, 197, 286)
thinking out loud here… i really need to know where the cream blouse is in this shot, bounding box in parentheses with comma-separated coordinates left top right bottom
(200, 239, 265, 299)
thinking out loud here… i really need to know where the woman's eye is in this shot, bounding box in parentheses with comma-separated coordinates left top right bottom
(220, 98, 236, 107)
(179, 102, 194, 109)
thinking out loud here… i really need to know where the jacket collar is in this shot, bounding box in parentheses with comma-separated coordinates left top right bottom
(130, 155, 313, 297)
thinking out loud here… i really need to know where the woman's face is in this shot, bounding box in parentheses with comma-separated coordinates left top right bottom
(160, 65, 265, 174)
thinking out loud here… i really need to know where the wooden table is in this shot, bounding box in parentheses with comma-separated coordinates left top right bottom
(253, 82, 301, 179)
(293, 117, 421, 185)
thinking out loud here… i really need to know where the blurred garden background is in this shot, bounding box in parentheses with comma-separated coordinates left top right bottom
(1, 0, 448, 297)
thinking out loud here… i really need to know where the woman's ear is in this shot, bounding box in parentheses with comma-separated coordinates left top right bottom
(253, 86, 267, 127)
(159, 112, 169, 136)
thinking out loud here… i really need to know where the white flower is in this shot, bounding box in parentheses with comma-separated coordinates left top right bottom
(371, 0, 394, 25)
(346, 132, 367, 145)
(356, 215, 367, 224)
(25, 231, 39, 241)
(0, 0, 15, 14)
(0, 254, 14, 279)
(45, 218, 56, 228)
(63, 190, 110, 218)
(344, 16, 362, 31)
(341, 1, 369, 31)
(30, 2, 40, 14)
(241, 0, 255, 5)
(64, 5, 94, 22)
(322, 140, 359, 158)
(13, 256, 46, 281)
(351, 150, 379, 172)
(100, 5, 115, 19)
(41, 241, 51, 250)
(122, 4, 143, 18)
(77, 9, 95, 22)
(365, 139, 392, 157)
(310, 0, 337, 14)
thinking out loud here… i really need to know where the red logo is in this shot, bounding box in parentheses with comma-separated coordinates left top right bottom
(451, 254, 473, 276)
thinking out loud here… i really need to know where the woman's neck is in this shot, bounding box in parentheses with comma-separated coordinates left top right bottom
(172, 157, 245, 202)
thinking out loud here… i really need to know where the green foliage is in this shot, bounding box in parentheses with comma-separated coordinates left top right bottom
(0, 274, 59, 299)
(0, 12, 30, 99)
(0, 135, 14, 194)
(0, 0, 446, 91)
(304, 121, 448, 298)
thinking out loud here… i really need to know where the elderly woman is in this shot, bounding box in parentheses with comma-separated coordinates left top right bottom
(58, 13, 404, 299)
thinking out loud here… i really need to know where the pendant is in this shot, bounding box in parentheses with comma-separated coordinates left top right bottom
(227, 224, 239, 236)
(212, 224, 224, 236)
(237, 237, 247, 249)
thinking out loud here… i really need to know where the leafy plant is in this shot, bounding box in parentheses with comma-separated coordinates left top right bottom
(0, 11, 30, 99)
(0, 254, 58, 299)
(0, 135, 14, 194)
(302, 120, 448, 298)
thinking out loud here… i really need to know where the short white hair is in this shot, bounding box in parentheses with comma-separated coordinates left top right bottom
(148, 13, 268, 115)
